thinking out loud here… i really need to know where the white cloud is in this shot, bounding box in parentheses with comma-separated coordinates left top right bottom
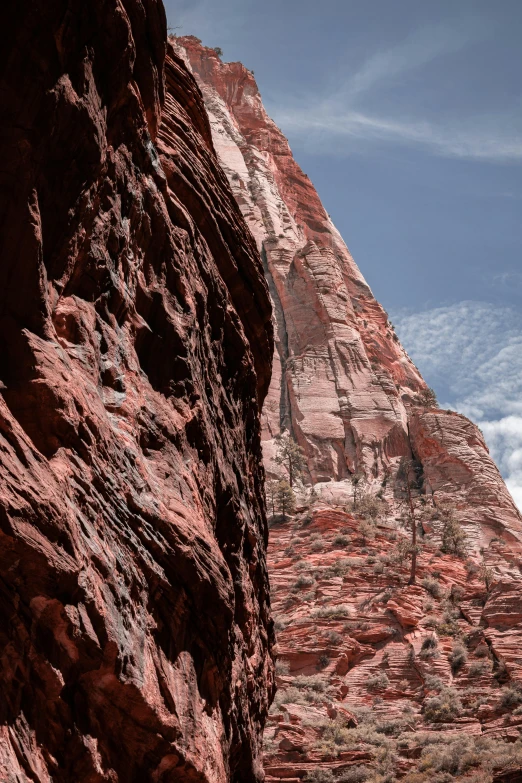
(266, 20, 522, 163)
(343, 21, 482, 100)
(270, 104, 522, 163)
(392, 301, 522, 510)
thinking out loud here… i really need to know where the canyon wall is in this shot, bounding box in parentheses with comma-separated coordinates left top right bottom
(175, 36, 522, 555)
(0, 5, 273, 782)
(175, 38, 522, 782)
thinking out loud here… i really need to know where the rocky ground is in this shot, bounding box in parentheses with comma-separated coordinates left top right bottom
(264, 500, 522, 783)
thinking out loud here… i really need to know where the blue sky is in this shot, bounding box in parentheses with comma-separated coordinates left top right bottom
(166, 0, 522, 506)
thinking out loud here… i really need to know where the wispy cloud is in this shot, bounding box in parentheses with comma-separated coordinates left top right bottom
(344, 22, 481, 99)
(392, 301, 522, 509)
(271, 105, 522, 162)
(266, 20, 522, 163)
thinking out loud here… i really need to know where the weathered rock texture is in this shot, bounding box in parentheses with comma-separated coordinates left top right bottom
(174, 36, 522, 555)
(0, 6, 273, 782)
(263, 508, 522, 781)
(175, 37, 522, 782)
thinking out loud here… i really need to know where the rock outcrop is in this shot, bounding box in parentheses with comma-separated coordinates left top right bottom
(174, 36, 522, 555)
(0, 5, 273, 782)
(175, 37, 522, 781)
(264, 508, 522, 781)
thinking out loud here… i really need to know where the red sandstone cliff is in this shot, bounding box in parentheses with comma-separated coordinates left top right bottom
(175, 36, 522, 556)
(0, 6, 273, 782)
(176, 37, 522, 781)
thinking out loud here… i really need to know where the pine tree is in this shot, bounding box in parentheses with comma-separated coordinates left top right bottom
(274, 435, 306, 487)
(415, 387, 438, 409)
(275, 480, 296, 520)
(351, 472, 364, 508)
(439, 504, 467, 556)
(396, 457, 424, 585)
(265, 479, 278, 517)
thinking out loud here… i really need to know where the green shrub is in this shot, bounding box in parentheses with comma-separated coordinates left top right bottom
(468, 660, 490, 677)
(422, 576, 443, 598)
(423, 687, 462, 723)
(275, 659, 290, 675)
(304, 770, 334, 783)
(367, 671, 390, 691)
(312, 604, 353, 619)
(316, 653, 330, 670)
(449, 642, 467, 674)
(327, 630, 342, 644)
(293, 674, 326, 692)
(325, 559, 352, 577)
(425, 675, 444, 691)
(338, 767, 372, 783)
(293, 574, 315, 589)
(421, 634, 438, 651)
(333, 534, 350, 547)
(501, 685, 522, 709)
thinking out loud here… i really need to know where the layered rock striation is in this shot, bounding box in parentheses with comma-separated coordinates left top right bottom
(0, 5, 273, 782)
(175, 36, 522, 555)
(175, 37, 522, 781)
(264, 508, 522, 781)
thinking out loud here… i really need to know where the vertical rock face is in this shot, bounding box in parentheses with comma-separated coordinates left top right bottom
(0, 6, 273, 783)
(176, 38, 522, 781)
(177, 34, 425, 486)
(175, 36, 522, 553)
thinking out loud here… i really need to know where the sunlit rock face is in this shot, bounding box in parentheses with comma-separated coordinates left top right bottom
(0, 7, 273, 782)
(177, 37, 522, 782)
(175, 35, 522, 554)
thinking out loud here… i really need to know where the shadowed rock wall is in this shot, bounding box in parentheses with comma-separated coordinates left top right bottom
(0, 5, 273, 782)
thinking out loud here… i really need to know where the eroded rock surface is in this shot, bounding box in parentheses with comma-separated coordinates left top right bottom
(175, 36, 522, 557)
(264, 508, 522, 781)
(0, 5, 273, 782)
(175, 37, 522, 782)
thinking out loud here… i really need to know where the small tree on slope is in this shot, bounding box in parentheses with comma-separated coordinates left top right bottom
(275, 435, 306, 488)
(275, 480, 296, 520)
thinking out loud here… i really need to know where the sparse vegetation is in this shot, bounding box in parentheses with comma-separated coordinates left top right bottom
(351, 472, 365, 508)
(293, 573, 315, 589)
(312, 604, 353, 619)
(423, 687, 462, 723)
(501, 684, 522, 709)
(358, 519, 376, 543)
(422, 576, 443, 598)
(367, 671, 390, 691)
(436, 503, 467, 556)
(420, 634, 438, 658)
(275, 659, 290, 675)
(479, 561, 495, 592)
(274, 434, 306, 487)
(275, 479, 296, 519)
(449, 642, 467, 674)
(415, 387, 438, 409)
(357, 492, 384, 521)
(395, 457, 425, 584)
(468, 660, 490, 677)
(317, 653, 330, 670)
